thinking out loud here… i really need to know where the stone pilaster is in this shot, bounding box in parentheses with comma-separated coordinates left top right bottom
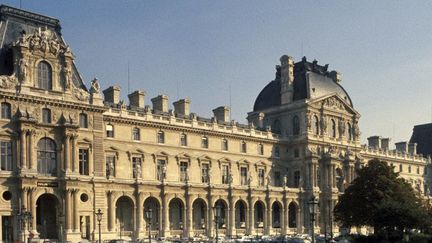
(20, 130, 27, 169)
(73, 189, 80, 232)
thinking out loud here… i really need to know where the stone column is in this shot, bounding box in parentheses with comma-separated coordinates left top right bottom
(64, 134, 70, 172)
(73, 134, 79, 173)
(308, 163, 313, 189)
(332, 164, 336, 188)
(263, 204, 268, 234)
(108, 191, 115, 232)
(73, 189, 80, 232)
(266, 203, 272, 234)
(282, 198, 287, 235)
(136, 193, 143, 237)
(89, 147, 94, 176)
(228, 201, 234, 237)
(207, 197, 213, 238)
(248, 202, 254, 235)
(65, 189, 72, 232)
(20, 130, 27, 169)
(28, 130, 35, 170)
(162, 195, 169, 236)
(20, 187, 28, 209)
(186, 198, 193, 238)
(30, 188, 37, 232)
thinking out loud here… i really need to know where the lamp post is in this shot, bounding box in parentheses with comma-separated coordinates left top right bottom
(308, 196, 319, 243)
(213, 204, 222, 243)
(95, 209, 103, 243)
(145, 207, 153, 243)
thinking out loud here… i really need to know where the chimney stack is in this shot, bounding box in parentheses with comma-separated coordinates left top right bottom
(103, 86, 121, 104)
(128, 90, 145, 108)
(395, 142, 408, 153)
(213, 106, 230, 123)
(408, 143, 417, 155)
(151, 95, 169, 113)
(173, 98, 190, 117)
(381, 138, 390, 151)
(280, 55, 294, 104)
(367, 136, 381, 149)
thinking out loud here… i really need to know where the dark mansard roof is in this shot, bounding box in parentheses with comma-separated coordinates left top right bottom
(0, 5, 87, 90)
(410, 123, 432, 157)
(253, 57, 353, 112)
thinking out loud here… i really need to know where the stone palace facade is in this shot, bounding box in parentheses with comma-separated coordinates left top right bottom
(0, 5, 429, 242)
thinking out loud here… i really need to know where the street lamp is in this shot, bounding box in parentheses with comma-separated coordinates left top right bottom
(95, 209, 103, 243)
(308, 196, 319, 243)
(213, 204, 222, 243)
(145, 207, 153, 243)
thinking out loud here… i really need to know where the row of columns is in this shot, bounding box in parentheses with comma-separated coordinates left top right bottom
(20, 129, 37, 170)
(64, 188, 81, 233)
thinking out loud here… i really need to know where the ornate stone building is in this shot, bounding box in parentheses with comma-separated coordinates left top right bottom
(0, 5, 428, 242)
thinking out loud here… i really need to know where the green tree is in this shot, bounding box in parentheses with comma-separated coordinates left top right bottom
(334, 159, 430, 238)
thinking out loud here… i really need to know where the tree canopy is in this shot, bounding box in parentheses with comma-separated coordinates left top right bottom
(334, 159, 430, 235)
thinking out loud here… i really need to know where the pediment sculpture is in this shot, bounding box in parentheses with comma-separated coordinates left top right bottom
(14, 27, 71, 56)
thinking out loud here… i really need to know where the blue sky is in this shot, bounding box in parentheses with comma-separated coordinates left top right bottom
(3, 0, 432, 146)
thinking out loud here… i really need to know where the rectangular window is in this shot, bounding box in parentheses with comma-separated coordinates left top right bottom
(274, 171, 281, 187)
(240, 167, 248, 185)
(157, 159, 166, 181)
(42, 108, 51, 123)
(0, 141, 12, 171)
(294, 171, 300, 188)
(180, 134, 187, 146)
(201, 137, 209, 148)
(106, 155, 115, 178)
(78, 149, 89, 175)
(132, 157, 142, 179)
(222, 139, 228, 151)
(258, 169, 265, 186)
(201, 163, 210, 183)
(221, 165, 229, 184)
(258, 144, 264, 155)
(241, 142, 247, 153)
(79, 114, 88, 128)
(106, 124, 114, 138)
(180, 161, 188, 182)
(274, 146, 280, 157)
(132, 128, 140, 141)
(157, 131, 165, 144)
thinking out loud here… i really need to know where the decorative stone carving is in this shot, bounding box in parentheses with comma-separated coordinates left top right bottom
(133, 162, 142, 179)
(90, 78, 101, 94)
(353, 120, 361, 138)
(306, 111, 312, 130)
(18, 58, 28, 83)
(323, 97, 345, 111)
(0, 75, 17, 90)
(63, 63, 72, 90)
(15, 27, 69, 56)
(73, 86, 89, 101)
(338, 118, 346, 136)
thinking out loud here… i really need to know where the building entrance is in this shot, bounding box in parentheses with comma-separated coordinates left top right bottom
(36, 194, 59, 239)
(2, 216, 12, 243)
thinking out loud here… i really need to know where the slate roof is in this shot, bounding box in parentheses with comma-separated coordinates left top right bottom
(253, 57, 353, 112)
(410, 123, 432, 157)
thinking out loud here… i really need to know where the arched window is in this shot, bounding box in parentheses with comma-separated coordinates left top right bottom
(272, 119, 281, 134)
(292, 115, 300, 135)
(330, 119, 336, 138)
(1, 102, 11, 119)
(132, 127, 140, 141)
(79, 113, 88, 128)
(346, 122, 352, 141)
(37, 61, 52, 90)
(313, 115, 319, 135)
(157, 130, 165, 144)
(37, 138, 57, 176)
(42, 108, 51, 124)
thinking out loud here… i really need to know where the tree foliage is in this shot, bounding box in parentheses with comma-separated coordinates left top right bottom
(334, 159, 430, 235)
